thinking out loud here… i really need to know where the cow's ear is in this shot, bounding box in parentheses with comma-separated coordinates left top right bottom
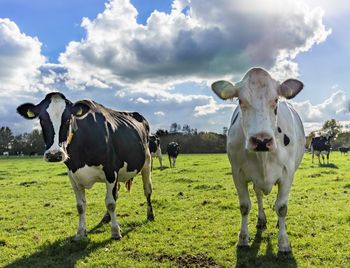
(16, 103, 39, 119)
(211, 80, 240, 100)
(71, 102, 90, 118)
(279, 79, 303, 99)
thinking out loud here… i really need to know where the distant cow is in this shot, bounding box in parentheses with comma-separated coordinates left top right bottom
(211, 67, 305, 253)
(339, 147, 349, 155)
(17, 92, 154, 240)
(149, 135, 163, 170)
(3, 152, 9, 157)
(29, 151, 38, 157)
(167, 142, 180, 168)
(310, 135, 331, 164)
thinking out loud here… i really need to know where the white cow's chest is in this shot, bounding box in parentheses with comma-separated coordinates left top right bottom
(69, 162, 138, 189)
(230, 144, 292, 195)
(70, 165, 105, 189)
(241, 156, 285, 194)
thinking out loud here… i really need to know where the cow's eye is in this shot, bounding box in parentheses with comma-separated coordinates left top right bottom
(271, 98, 278, 107)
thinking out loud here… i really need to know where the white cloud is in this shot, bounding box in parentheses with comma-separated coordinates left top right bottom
(59, 0, 330, 90)
(0, 18, 46, 94)
(194, 97, 235, 117)
(135, 97, 149, 104)
(291, 90, 350, 134)
(154, 111, 165, 116)
(303, 0, 350, 17)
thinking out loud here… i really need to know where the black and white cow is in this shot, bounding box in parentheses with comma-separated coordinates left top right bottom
(310, 135, 331, 164)
(211, 67, 305, 253)
(339, 146, 349, 155)
(17, 92, 154, 240)
(167, 142, 180, 168)
(149, 134, 163, 170)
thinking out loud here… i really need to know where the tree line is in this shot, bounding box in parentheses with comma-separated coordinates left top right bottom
(0, 127, 45, 155)
(1, 119, 349, 156)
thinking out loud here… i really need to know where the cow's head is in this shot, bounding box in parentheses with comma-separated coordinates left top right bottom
(17, 93, 91, 162)
(211, 67, 303, 152)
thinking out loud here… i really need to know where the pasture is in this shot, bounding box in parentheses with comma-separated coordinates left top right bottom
(0, 153, 350, 267)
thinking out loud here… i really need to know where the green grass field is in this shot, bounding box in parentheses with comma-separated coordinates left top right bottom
(1, 153, 350, 267)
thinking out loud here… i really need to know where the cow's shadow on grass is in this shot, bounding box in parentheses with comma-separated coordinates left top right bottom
(5, 236, 111, 268)
(235, 230, 297, 268)
(319, 163, 338, 169)
(89, 219, 148, 237)
(6, 220, 149, 268)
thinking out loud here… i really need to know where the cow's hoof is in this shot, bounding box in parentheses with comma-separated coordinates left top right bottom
(73, 234, 87, 241)
(256, 218, 267, 230)
(111, 234, 122, 240)
(111, 226, 121, 240)
(278, 248, 292, 258)
(147, 213, 155, 221)
(238, 233, 249, 247)
(237, 244, 250, 250)
(278, 244, 292, 254)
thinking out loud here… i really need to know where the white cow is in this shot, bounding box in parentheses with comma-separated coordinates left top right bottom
(211, 67, 305, 253)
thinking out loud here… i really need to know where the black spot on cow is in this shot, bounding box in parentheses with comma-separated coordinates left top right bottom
(274, 107, 278, 115)
(131, 112, 145, 123)
(284, 134, 290, 146)
(231, 112, 239, 126)
(277, 127, 282, 133)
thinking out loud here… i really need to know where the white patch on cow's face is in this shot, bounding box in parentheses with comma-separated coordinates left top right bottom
(44, 96, 68, 161)
(238, 69, 279, 151)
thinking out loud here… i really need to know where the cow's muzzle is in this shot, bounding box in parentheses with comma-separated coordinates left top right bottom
(249, 133, 274, 152)
(44, 150, 67, 162)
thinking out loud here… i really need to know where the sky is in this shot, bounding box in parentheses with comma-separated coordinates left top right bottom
(0, 0, 349, 135)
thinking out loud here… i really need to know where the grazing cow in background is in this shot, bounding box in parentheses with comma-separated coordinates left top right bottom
(3, 152, 9, 157)
(29, 151, 38, 157)
(211, 67, 305, 253)
(339, 147, 349, 155)
(149, 134, 163, 170)
(167, 142, 180, 168)
(17, 92, 154, 240)
(310, 135, 332, 164)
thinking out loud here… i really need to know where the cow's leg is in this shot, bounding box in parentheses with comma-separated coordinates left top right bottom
(159, 156, 163, 170)
(168, 155, 172, 167)
(69, 174, 87, 240)
(105, 180, 121, 240)
(99, 184, 117, 225)
(327, 152, 330, 164)
(151, 157, 154, 171)
(233, 170, 251, 247)
(253, 185, 267, 229)
(275, 178, 293, 253)
(321, 153, 325, 164)
(142, 151, 155, 221)
(158, 149, 163, 170)
(311, 152, 314, 163)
